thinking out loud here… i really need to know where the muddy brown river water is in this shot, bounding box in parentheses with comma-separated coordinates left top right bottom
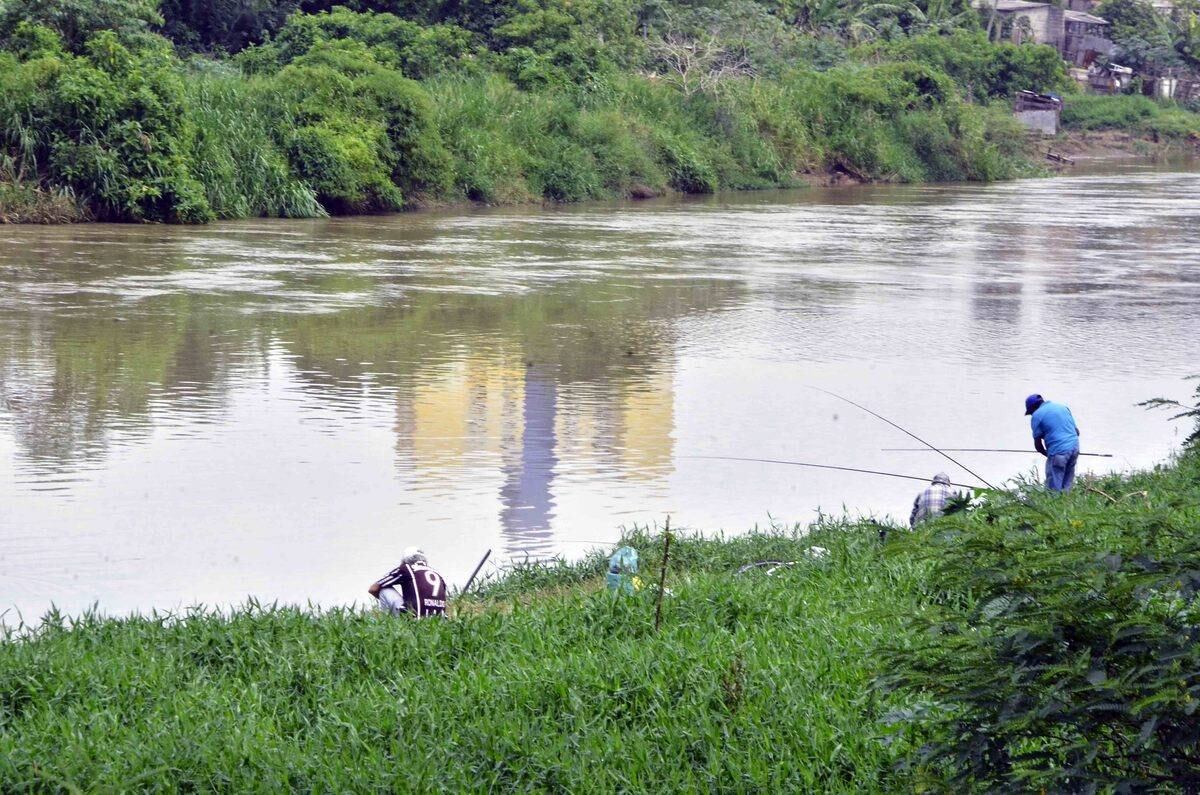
(2, 166, 1199, 623)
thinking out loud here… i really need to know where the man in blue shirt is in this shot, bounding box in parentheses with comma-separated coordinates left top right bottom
(1025, 394, 1081, 492)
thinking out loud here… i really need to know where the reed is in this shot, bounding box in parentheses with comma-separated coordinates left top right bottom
(184, 69, 322, 219)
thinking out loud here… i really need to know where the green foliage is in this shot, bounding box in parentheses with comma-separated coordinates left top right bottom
(5, 0, 1188, 224)
(881, 448, 1200, 791)
(1096, 0, 1180, 72)
(0, 524, 922, 791)
(359, 68, 454, 198)
(241, 8, 474, 79)
(158, 0, 297, 54)
(0, 30, 213, 222)
(0, 0, 163, 53)
(1062, 94, 1200, 138)
(863, 30, 1072, 101)
(255, 40, 462, 211)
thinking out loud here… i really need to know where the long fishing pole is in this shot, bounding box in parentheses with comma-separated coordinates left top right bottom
(681, 455, 980, 489)
(462, 548, 492, 595)
(883, 447, 1113, 457)
(808, 386, 997, 489)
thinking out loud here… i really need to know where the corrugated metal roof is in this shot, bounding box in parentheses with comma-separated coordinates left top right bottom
(1065, 9, 1109, 23)
(972, 0, 1048, 11)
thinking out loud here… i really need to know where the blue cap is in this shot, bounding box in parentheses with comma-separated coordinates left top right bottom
(1024, 394, 1043, 415)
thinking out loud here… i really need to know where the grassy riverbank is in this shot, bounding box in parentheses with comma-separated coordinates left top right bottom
(7, 0, 1200, 225)
(4, 418, 1199, 789)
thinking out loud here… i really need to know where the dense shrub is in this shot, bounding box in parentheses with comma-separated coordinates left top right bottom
(881, 389, 1200, 791)
(865, 30, 1073, 101)
(0, 0, 163, 53)
(158, 0, 297, 53)
(250, 40, 459, 210)
(0, 29, 212, 222)
(239, 8, 473, 79)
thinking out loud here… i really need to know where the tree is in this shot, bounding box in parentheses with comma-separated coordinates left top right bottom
(0, 0, 163, 52)
(1096, 0, 1180, 73)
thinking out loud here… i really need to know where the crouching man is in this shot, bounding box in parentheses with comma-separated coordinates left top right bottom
(910, 472, 957, 528)
(368, 547, 447, 618)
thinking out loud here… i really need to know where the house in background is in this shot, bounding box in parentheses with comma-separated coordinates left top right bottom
(979, 0, 1200, 101)
(1063, 10, 1115, 65)
(975, 0, 1114, 65)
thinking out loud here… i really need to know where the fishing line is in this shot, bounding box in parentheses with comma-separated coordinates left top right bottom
(883, 447, 1113, 457)
(680, 455, 979, 489)
(807, 386, 996, 489)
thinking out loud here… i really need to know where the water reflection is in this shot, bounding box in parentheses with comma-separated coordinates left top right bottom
(2, 166, 1199, 621)
(499, 366, 558, 554)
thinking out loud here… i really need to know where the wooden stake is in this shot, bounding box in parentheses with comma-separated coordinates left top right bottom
(654, 518, 672, 633)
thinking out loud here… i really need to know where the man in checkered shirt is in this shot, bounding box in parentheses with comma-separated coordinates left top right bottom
(910, 472, 957, 528)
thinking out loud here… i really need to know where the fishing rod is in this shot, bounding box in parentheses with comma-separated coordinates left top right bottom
(883, 447, 1113, 457)
(808, 386, 997, 490)
(462, 548, 492, 595)
(681, 455, 980, 490)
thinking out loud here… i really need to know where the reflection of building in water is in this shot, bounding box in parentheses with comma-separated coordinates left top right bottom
(616, 371, 674, 474)
(394, 352, 676, 556)
(552, 370, 675, 477)
(499, 366, 557, 554)
(394, 355, 526, 467)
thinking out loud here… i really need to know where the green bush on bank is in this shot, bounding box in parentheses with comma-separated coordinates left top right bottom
(0, 29, 212, 222)
(1062, 93, 1200, 138)
(0, 3, 1071, 224)
(860, 30, 1075, 103)
(883, 381, 1200, 790)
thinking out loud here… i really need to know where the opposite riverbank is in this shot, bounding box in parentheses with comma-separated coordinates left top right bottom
(3, 386, 1198, 790)
(5, 0, 1200, 226)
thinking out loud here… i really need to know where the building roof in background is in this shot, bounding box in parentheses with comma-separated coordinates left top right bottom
(1065, 9, 1109, 24)
(972, 0, 1051, 11)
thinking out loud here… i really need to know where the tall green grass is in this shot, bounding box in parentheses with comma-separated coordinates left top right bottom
(1062, 94, 1200, 138)
(185, 67, 322, 219)
(0, 522, 926, 791)
(3, 446, 1199, 788)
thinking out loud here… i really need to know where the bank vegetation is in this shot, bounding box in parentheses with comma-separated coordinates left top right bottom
(3, 0, 1200, 224)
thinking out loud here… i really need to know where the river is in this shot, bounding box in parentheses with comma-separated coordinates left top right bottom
(2, 166, 1198, 623)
